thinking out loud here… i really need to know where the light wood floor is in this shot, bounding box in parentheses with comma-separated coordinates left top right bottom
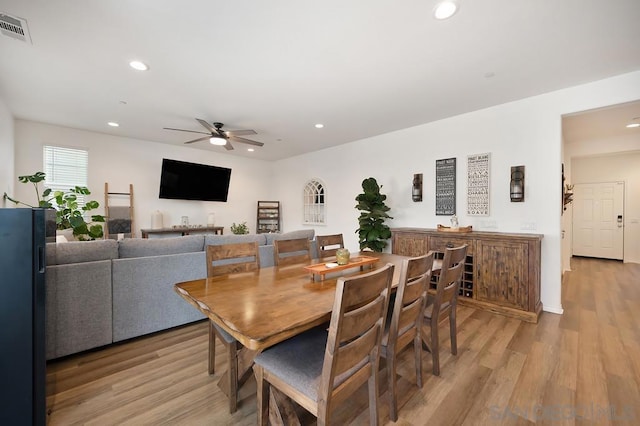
(46, 257, 640, 425)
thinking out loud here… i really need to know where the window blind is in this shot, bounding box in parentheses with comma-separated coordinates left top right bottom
(43, 145, 89, 206)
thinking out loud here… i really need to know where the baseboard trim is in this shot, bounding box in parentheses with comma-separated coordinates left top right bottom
(543, 305, 564, 315)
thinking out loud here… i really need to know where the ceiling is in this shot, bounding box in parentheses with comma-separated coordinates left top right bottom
(1, 0, 639, 161)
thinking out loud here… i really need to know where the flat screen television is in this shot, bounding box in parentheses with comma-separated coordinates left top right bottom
(159, 158, 232, 202)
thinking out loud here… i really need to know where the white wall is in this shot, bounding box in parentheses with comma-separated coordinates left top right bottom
(570, 152, 640, 264)
(272, 70, 640, 316)
(13, 120, 274, 235)
(0, 96, 14, 208)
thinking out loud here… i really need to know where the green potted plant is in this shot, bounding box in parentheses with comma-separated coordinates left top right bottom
(355, 177, 393, 252)
(230, 221, 250, 235)
(3, 171, 105, 240)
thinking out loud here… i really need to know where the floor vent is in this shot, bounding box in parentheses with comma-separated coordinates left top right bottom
(0, 13, 31, 43)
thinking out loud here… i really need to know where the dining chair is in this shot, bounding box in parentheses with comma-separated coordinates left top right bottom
(380, 252, 433, 421)
(253, 263, 395, 426)
(422, 244, 468, 376)
(315, 233, 345, 258)
(273, 237, 312, 266)
(206, 241, 260, 413)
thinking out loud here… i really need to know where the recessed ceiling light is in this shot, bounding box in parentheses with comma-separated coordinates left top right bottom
(247, 148, 255, 152)
(315, 123, 324, 129)
(107, 121, 119, 127)
(433, 1, 458, 20)
(129, 60, 149, 71)
(209, 136, 226, 146)
(627, 123, 640, 128)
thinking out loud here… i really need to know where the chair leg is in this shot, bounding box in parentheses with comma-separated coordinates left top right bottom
(449, 310, 457, 356)
(368, 362, 380, 426)
(254, 365, 269, 426)
(208, 320, 216, 375)
(414, 334, 423, 389)
(388, 351, 398, 422)
(431, 320, 440, 376)
(228, 341, 238, 413)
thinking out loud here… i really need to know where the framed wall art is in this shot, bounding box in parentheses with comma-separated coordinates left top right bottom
(467, 153, 490, 216)
(435, 157, 456, 215)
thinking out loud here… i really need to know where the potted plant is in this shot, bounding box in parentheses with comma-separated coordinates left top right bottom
(230, 222, 250, 235)
(355, 177, 393, 252)
(3, 172, 105, 240)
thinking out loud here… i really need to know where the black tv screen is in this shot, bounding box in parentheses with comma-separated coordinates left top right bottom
(159, 158, 231, 202)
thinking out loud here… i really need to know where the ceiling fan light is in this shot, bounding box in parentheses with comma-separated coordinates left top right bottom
(209, 136, 226, 146)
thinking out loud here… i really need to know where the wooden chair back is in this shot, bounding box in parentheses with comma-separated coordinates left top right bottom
(317, 262, 395, 423)
(433, 244, 467, 320)
(273, 238, 312, 266)
(382, 252, 433, 420)
(316, 233, 344, 258)
(206, 242, 260, 277)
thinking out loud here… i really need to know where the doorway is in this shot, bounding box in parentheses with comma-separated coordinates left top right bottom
(572, 181, 624, 260)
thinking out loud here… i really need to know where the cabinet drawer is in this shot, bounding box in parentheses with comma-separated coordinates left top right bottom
(392, 233, 429, 257)
(429, 236, 474, 255)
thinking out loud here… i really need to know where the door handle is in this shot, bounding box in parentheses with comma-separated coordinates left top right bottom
(618, 215, 623, 228)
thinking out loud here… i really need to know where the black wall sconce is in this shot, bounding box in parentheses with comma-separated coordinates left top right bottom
(510, 166, 525, 202)
(412, 173, 423, 202)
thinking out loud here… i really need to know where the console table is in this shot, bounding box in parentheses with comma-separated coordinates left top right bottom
(141, 226, 224, 238)
(391, 228, 543, 323)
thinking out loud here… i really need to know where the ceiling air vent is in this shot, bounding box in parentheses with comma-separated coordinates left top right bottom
(0, 13, 31, 43)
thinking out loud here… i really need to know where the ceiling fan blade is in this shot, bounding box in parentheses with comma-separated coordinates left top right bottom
(224, 141, 234, 151)
(164, 127, 210, 135)
(196, 118, 217, 133)
(230, 136, 264, 147)
(184, 136, 211, 144)
(225, 129, 257, 137)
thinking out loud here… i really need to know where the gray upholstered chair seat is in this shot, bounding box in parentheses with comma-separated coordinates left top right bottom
(213, 323, 235, 344)
(254, 326, 327, 401)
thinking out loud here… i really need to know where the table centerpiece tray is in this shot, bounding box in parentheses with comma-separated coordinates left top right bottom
(304, 255, 379, 281)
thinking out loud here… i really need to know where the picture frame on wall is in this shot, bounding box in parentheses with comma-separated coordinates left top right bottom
(435, 157, 456, 215)
(467, 153, 490, 216)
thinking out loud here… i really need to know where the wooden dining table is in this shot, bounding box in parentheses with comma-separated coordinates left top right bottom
(173, 251, 435, 415)
(174, 251, 408, 352)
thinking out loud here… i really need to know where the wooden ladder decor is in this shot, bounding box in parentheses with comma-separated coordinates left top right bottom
(104, 183, 134, 239)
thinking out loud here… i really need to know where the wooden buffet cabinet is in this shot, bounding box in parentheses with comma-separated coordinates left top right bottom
(391, 228, 543, 323)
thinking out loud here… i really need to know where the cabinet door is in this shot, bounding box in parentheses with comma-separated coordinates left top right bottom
(392, 233, 429, 257)
(476, 240, 528, 310)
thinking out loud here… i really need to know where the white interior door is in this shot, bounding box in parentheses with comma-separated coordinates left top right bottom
(572, 182, 624, 260)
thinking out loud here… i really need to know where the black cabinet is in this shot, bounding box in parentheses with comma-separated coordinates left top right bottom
(0, 208, 49, 425)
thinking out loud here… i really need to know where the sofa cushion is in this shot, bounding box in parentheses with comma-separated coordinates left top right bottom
(204, 233, 266, 247)
(264, 229, 315, 245)
(46, 260, 113, 359)
(112, 252, 206, 342)
(118, 235, 204, 258)
(46, 239, 118, 266)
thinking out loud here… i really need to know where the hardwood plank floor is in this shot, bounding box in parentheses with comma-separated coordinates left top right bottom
(46, 257, 640, 425)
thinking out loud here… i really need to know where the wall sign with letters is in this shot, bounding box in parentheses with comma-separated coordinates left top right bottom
(467, 153, 490, 216)
(435, 157, 456, 215)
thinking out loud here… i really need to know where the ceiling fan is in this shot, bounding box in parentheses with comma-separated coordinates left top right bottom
(163, 119, 264, 151)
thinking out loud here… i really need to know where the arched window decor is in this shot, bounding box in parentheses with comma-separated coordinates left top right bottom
(303, 179, 326, 225)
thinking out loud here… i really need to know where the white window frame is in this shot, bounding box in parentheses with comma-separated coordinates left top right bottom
(43, 145, 89, 208)
(303, 178, 326, 225)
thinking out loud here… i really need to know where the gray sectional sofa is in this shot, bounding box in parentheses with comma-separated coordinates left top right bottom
(45, 229, 316, 360)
